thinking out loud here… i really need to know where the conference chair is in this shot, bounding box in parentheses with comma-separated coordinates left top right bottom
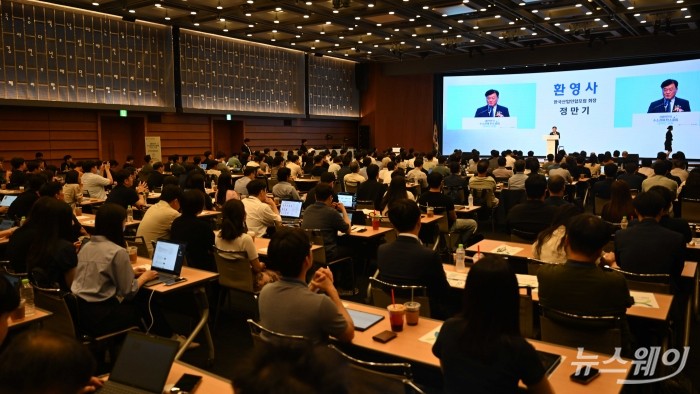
(367, 276, 431, 318)
(1, 260, 28, 288)
(328, 344, 425, 394)
(33, 285, 138, 368)
(680, 198, 700, 223)
(344, 180, 359, 193)
(304, 229, 357, 296)
(470, 188, 497, 232)
(510, 228, 539, 243)
(213, 248, 259, 328)
(442, 184, 465, 205)
(611, 268, 672, 294)
(266, 177, 278, 191)
(594, 197, 610, 216)
(519, 285, 537, 339)
(355, 199, 376, 211)
(539, 306, 623, 355)
(500, 189, 526, 217)
(246, 319, 308, 349)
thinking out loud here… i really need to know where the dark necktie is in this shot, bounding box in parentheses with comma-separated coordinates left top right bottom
(665, 100, 670, 112)
(488, 106, 493, 117)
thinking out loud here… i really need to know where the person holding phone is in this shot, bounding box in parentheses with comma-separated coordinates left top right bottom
(81, 160, 113, 200)
(432, 255, 554, 394)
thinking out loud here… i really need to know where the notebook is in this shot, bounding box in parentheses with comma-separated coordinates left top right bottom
(537, 350, 562, 377)
(145, 240, 186, 286)
(337, 192, 356, 209)
(347, 309, 385, 332)
(0, 195, 17, 207)
(97, 332, 179, 394)
(279, 199, 303, 223)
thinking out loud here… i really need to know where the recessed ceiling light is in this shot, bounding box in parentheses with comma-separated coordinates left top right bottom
(544, 17, 550, 20)
(564, 28, 570, 32)
(247, 33, 252, 36)
(335, 43, 339, 46)
(367, 51, 372, 54)
(519, 2, 525, 5)
(92, 1, 99, 5)
(498, 36, 504, 40)
(463, 0, 469, 3)
(634, 13, 640, 16)
(442, 30, 447, 33)
(344, 53, 348, 56)
(641, 20, 646, 23)
(194, 22, 199, 26)
(128, 9, 135, 13)
(685, 15, 691, 18)
(426, 38, 431, 41)
(486, 31, 491, 34)
(223, 28, 228, 32)
(495, 15, 501, 18)
(245, 13, 251, 16)
(220, 17, 225, 21)
(554, 23, 560, 26)
(594, 18, 600, 21)
(311, 46, 315, 49)
(154, 3, 161, 7)
(358, 40, 363, 43)
(320, 31, 325, 34)
(602, 24, 608, 27)
(509, 21, 515, 25)
(586, 11, 592, 15)
(389, 11, 394, 15)
(291, 43, 296, 45)
(271, 38, 276, 41)
(394, 28, 399, 31)
(677, 0, 684, 3)
(422, 6, 429, 9)
(373, 44, 378, 47)
(532, 9, 538, 13)
(296, 35, 301, 38)
(275, 7, 282, 11)
(249, 24, 254, 27)
(326, 21, 331, 24)
(327, 50, 332, 53)
(411, 33, 416, 37)
(473, 26, 479, 29)
(355, 16, 360, 20)
(681, 7, 688, 11)
(416, 45, 420, 48)
(165, 16, 171, 20)
(190, 11, 197, 15)
(442, 14, 447, 17)
(409, 19, 415, 22)
(470, 39, 475, 42)
(532, 32, 537, 35)
(349, 27, 353, 30)
(426, 24, 431, 27)
(376, 23, 382, 26)
(272, 29, 277, 33)
(520, 27, 526, 30)
(315, 39, 320, 42)
(575, 3, 582, 7)
(368, 3, 374, 7)
(216, 2, 222, 10)
(367, 32, 372, 35)
(400, 41, 405, 44)
(333, 9, 339, 13)
(480, 8, 486, 12)
(303, 15, 309, 18)
(306, 1, 312, 4)
(385, 37, 390, 40)
(247, 0, 253, 3)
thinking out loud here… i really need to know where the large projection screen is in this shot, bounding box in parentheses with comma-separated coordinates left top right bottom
(441, 58, 700, 158)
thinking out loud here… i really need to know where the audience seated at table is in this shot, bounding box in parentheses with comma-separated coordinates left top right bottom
(171, 189, 215, 272)
(301, 184, 351, 262)
(242, 180, 281, 238)
(491, 156, 513, 179)
(146, 161, 166, 192)
(613, 192, 685, 294)
(532, 205, 582, 264)
(216, 172, 237, 206)
(81, 160, 112, 200)
(106, 169, 148, 210)
(285, 154, 304, 179)
(600, 180, 636, 225)
(258, 228, 354, 344)
(136, 185, 183, 255)
(379, 176, 415, 215)
(468, 160, 499, 208)
(538, 214, 634, 351)
(591, 163, 619, 199)
(355, 164, 387, 211)
(507, 160, 528, 190)
(215, 199, 278, 290)
(309, 155, 327, 177)
(650, 185, 693, 243)
(62, 169, 83, 208)
(184, 172, 214, 211)
(542, 175, 573, 208)
(7, 197, 77, 292)
(617, 162, 645, 191)
(419, 173, 478, 250)
(272, 167, 301, 201)
(641, 160, 678, 195)
(406, 158, 428, 189)
(548, 161, 573, 184)
(6, 174, 45, 223)
(72, 203, 173, 338)
(234, 167, 258, 198)
(377, 199, 456, 320)
(507, 174, 559, 238)
(432, 255, 554, 394)
(0, 330, 101, 393)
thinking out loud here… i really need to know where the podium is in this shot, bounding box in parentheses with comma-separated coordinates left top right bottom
(543, 135, 559, 156)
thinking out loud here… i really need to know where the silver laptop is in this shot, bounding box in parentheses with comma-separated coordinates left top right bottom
(0, 195, 17, 207)
(97, 332, 179, 394)
(279, 199, 303, 224)
(144, 240, 186, 286)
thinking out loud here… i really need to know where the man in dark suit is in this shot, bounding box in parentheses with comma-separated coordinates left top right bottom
(538, 214, 633, 352)
(474, 89, 510, 117)
(647, 79, 691, 113)
(377, 199, 455, 319)
(355, 164, 387, 211)
(506, 174, 558, 237)
(241, 138, 252, 156)
(549, 126, 561, 152)
(614, 191, 685, 293)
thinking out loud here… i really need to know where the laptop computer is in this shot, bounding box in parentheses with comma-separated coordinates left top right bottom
(337, 192, 356, 209)
(347, 309, 385, 332)
(537, 350, 562, 377)
(97, 332, 179, 394)
(279, 199, 303, 224)
(0, 195, 17, 207)
(199, 163, 208, 171)
(0, 219, 14, 230)
(145, 240, 186, 286)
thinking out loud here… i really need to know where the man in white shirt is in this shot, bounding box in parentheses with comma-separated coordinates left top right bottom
(286, 154, 303, 179)
(343, 162, 366, 189)
(242, 179, 282, 237)
(136, 185, 182, 254)
(327, 156, 342, 177)
(81, 160, 113, 200)
(407, 158, 428, 189)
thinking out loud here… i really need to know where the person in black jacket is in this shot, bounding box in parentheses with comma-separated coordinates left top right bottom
(170, 189, 215, 272)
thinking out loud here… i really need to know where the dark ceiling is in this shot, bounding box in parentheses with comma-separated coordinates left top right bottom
(51, 0, 699, 62)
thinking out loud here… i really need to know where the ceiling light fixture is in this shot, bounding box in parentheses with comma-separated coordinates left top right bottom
(216, 1, 223, 10)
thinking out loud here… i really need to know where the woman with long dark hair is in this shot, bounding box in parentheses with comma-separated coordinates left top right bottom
(379, 176, 414, 215)
(185, 172, 214, 210)
(432, 256, 554, 394)
(216, 172, 236, 205)
(71, 203, 171, 337)
(601, 180, 636, 224)
(216, 199, 277, 290)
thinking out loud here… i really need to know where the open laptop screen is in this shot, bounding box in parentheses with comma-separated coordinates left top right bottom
(151, 240, 185, 276)
(0, 195, 17, 207)
(108, 332, 179, 393)
(199, 163, 208, 171)
(337, 192, 356, 209)
(279, 199, 303, 219)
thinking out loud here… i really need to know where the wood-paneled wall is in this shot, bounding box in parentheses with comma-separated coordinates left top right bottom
(360, 64, 434, 152)
(0, 106, 358, 168)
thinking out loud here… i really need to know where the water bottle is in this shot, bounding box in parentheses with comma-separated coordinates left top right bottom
(455, 244, 466, 273)
(621, 216, 628, 230)
(126, 205, 133, 223)
(20, 279, 35, 316)
(467, 194, 474, 207)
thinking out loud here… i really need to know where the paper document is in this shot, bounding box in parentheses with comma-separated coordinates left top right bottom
(490, 244, 523, 255)
(516, 274, 538, 289)
(418, 326, 442, 345)
(630, 291, 660, 309)
(446, 271, 467, 288)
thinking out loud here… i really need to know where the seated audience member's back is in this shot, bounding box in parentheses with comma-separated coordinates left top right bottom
(507, 174, 558, 236)
(0, 330, 96, 394)
(258, 228, 353, 344)
(136, 184, 183, 253)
